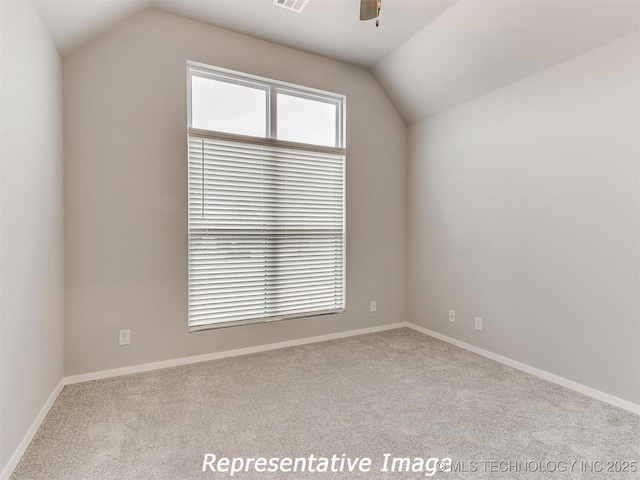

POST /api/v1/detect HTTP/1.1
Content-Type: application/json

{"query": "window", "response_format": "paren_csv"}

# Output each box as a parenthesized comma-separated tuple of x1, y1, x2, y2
(191, 75, 267, 137)
(277, 91, 338, 147)
(187, 63, 346, 331)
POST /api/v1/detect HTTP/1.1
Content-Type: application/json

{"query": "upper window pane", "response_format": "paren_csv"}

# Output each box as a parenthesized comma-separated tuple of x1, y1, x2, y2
(191, 75, 266, 137)
(277, 92, 337, 147)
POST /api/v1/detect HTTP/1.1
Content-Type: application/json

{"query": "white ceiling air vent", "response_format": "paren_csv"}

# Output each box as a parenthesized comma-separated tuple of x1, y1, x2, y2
(272, 0, 311, 14)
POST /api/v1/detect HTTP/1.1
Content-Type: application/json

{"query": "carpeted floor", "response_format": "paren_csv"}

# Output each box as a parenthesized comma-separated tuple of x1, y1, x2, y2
(11, 328, 639, 479)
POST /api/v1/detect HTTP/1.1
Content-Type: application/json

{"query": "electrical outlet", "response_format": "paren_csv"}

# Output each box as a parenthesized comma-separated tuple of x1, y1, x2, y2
(119, 329, 131, 346)
(475, 317, 483, 331)
(448, 310, 455, 322)
(370, 301, 377, 313)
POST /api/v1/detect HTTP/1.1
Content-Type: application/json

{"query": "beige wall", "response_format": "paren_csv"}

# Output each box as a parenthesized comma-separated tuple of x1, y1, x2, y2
(63, 9, 407, 376)
(0, 0, 65, 472)
(408, 33, 640, 404)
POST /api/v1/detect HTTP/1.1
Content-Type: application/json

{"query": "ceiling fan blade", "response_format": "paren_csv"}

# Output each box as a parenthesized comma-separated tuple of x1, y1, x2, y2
(360, 0, 378, 21)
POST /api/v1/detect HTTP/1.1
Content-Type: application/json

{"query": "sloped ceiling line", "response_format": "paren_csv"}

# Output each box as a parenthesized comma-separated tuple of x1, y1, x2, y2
(32, 0, 640, 124)
(372, 0, 640, 123)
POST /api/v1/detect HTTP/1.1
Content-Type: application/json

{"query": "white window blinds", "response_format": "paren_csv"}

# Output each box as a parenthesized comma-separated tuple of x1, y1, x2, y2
(188, 135, 345, 330)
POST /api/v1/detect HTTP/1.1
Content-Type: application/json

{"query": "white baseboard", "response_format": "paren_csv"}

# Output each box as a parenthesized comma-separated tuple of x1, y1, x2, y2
(0, 379, 65, 480)
(4, 320, 638, 480)
(1, 322, 405, 479)
(64, 322, 407, 385)
(406, 322, 640, 415)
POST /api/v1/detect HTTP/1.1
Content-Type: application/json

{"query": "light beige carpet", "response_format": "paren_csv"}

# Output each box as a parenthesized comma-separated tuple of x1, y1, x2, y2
(11, 328, 639, 479)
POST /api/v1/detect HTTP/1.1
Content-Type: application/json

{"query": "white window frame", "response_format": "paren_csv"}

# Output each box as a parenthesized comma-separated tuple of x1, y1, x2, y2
(187, 62, 345, 149)
(186, 62, 346, 332)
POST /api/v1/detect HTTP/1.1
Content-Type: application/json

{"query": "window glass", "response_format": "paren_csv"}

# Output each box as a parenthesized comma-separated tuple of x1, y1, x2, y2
(191, 75, 267, 137)
(187, 64, 346, 331)
(277, 92, 337, 147)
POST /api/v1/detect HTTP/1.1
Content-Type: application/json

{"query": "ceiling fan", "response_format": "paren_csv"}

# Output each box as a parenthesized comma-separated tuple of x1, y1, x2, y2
(360, 0, 382, 27)
(273, 1, 382, 27)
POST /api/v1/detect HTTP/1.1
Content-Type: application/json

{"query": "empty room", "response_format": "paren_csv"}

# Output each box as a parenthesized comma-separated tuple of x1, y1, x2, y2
(1, 0, 639, 478)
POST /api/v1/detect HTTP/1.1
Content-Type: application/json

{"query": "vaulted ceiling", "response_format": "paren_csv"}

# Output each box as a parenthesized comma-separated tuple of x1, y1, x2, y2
(373, 0, 640, 122)
(32, 0, 640, 124)
(32, 0, 459, 65)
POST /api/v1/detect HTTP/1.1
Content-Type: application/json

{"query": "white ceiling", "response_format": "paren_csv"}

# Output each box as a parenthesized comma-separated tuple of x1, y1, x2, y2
(32, 0, 459, 66)
(373, 0, 640, 123)
(151, 0, 458, 67)
(32, 0, 640, 124)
